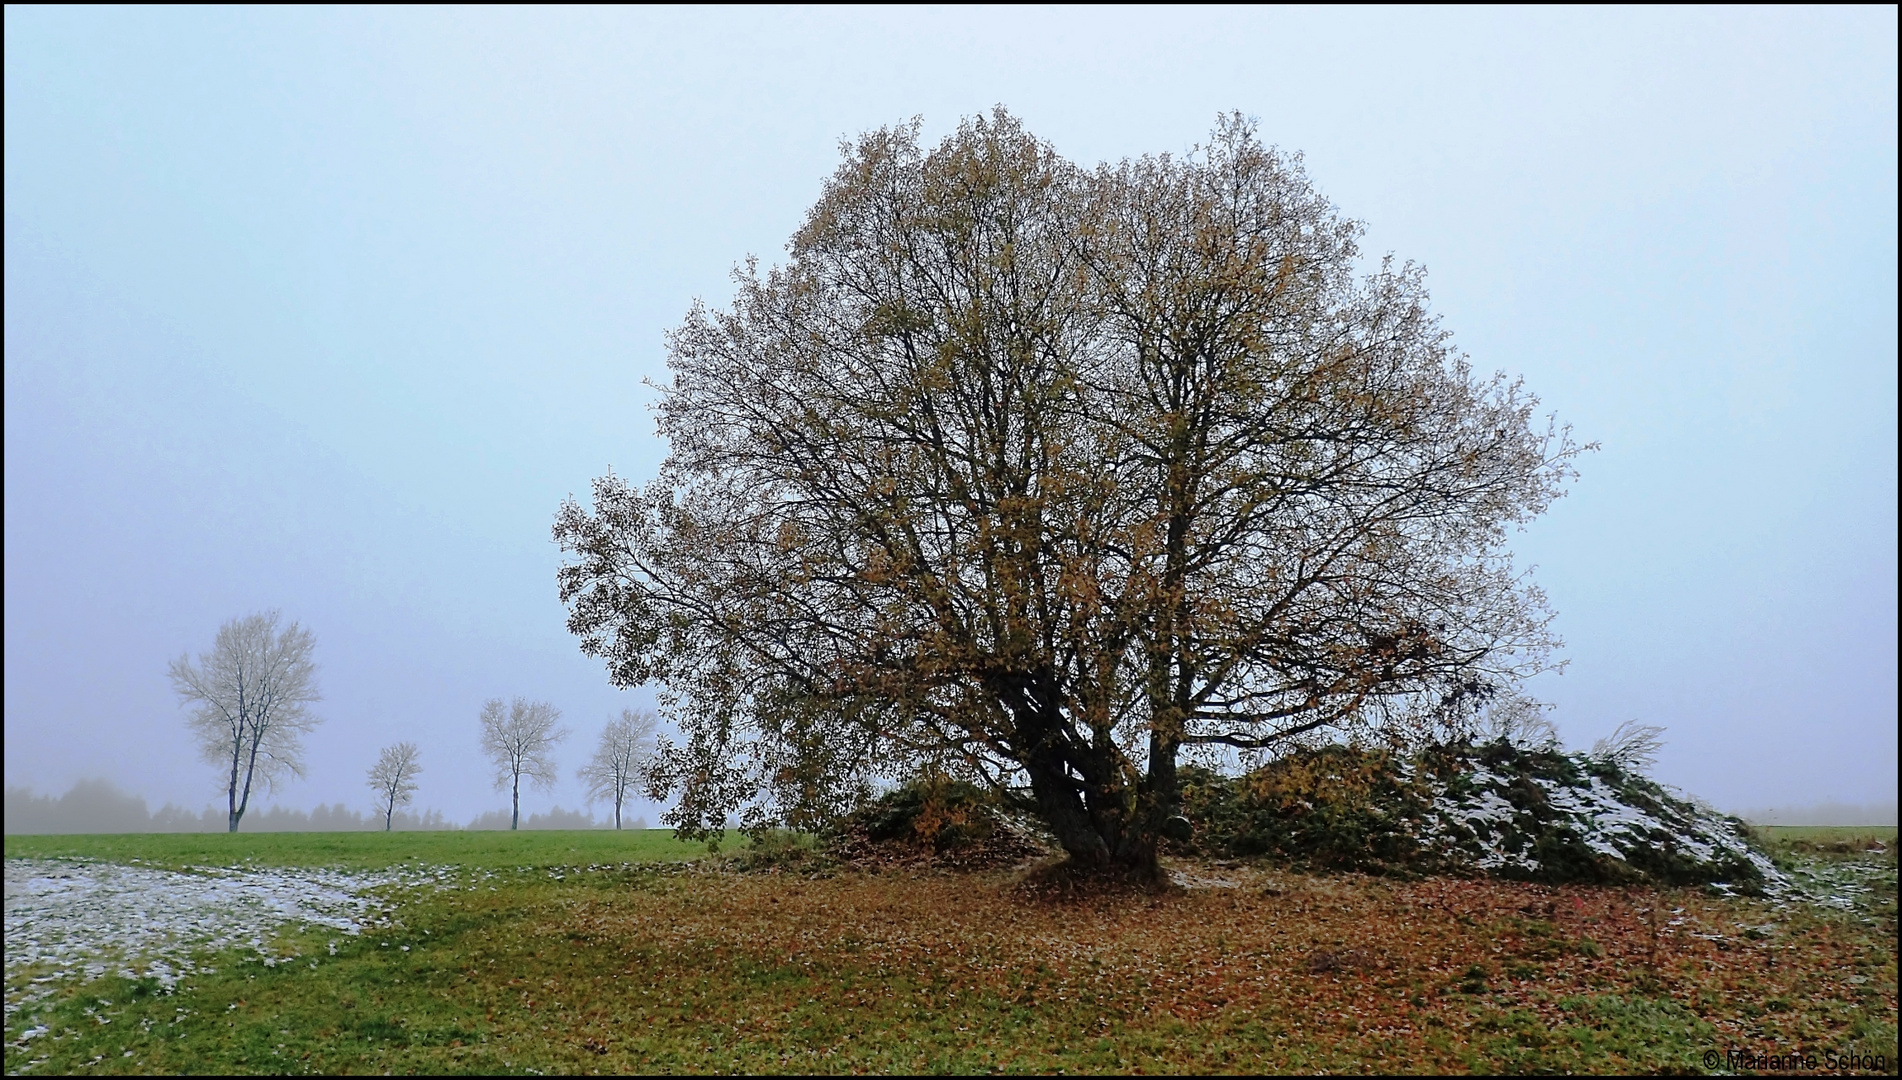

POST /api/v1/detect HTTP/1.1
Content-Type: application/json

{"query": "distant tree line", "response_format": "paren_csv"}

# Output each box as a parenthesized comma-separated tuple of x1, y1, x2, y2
(2, 779, 648, 834)
(2, 779, 451, 834)
(464, 805, 646, 831)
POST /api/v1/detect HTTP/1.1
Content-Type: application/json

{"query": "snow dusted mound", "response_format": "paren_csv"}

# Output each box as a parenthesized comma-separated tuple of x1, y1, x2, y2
(1177, 741, 1783, 892)
(1406, 743, 1782, 891)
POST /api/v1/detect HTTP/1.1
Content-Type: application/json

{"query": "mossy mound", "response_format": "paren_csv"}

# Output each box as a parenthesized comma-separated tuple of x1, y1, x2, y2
(828, 775, 1053, 870)
(1177, 741, 1781, 891)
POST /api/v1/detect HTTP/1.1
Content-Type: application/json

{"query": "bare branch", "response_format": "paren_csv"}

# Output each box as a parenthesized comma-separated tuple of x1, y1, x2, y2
(1593, 719, 1665, 774)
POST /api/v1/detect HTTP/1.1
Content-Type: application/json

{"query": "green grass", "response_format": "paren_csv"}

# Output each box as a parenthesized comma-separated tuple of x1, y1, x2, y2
(1466, 993, 1720, 1074)
(5, 831, 1896, 1074)
(1752, 825, 1895, 851)
(3, 829, 705, 872)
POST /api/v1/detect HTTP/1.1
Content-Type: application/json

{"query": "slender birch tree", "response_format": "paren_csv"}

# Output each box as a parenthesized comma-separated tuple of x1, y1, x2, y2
(169, 611, 322, 833)
(479, 697, 568, 830)
(557, 110, 1585, 877)
(366, 741, 423, 831)
(578, 709, 658, 829)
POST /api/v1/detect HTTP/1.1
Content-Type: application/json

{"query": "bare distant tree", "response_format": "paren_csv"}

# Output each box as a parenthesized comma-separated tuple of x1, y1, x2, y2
(578, 709, 658, 829)
(366, 741, 423, 831)
(480, 697, 568, 830)
(169, 611, 322, 833)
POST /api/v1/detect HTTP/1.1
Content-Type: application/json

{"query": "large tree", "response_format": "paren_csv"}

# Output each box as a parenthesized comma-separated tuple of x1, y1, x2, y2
(169, 610, 323, 833)
(556, 110, 1584, 877)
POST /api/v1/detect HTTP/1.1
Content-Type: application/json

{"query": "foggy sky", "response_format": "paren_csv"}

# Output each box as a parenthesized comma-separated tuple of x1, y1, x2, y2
(5, 7, 1896, 827)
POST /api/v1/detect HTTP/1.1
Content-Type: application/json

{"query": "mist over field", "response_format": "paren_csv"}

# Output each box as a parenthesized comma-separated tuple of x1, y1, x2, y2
(5, 776, 1889, 837)
(2, 778, 639, 835)
(1730, 803, 1900, 828)
(5, 7, 1895, 830)
(6, 15, 1895, 1078)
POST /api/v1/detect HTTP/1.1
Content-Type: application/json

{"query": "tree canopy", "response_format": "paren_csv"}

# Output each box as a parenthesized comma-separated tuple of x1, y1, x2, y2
(556, 110, 1584, 876)
(479, 697, 567, 831)
(579, 709, 659, 830)
(367, 741, 423, 832)
(169, 610, 322, 833)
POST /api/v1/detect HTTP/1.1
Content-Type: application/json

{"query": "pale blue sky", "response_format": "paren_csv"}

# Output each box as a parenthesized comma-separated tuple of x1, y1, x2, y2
(6, 6, 1895, 825)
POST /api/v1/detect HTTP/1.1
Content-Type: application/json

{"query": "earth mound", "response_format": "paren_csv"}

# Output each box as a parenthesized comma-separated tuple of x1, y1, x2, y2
(1176, 741, 1781, 892)
(827, 776, 1054, 871)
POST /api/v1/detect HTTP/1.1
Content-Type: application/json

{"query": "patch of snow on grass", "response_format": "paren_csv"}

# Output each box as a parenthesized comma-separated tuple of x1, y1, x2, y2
(3, 858, 451, 1023)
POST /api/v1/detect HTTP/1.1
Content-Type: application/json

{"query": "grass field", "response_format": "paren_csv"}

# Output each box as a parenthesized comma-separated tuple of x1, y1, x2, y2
(3, 828, 705, 872)
(1754, 826, 1897, 851)
(5, 828, 1895, 1075)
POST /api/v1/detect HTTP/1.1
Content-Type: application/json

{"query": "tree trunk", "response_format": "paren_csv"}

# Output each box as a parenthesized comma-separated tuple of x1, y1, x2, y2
(1005, 685, 1163, 880)
(227, 746, 244, 833)
(614, 794, 622, 830)
(511, 774, 521, 830)
(1022, 753, 1161, 881)
(232, 743, 262, 834)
